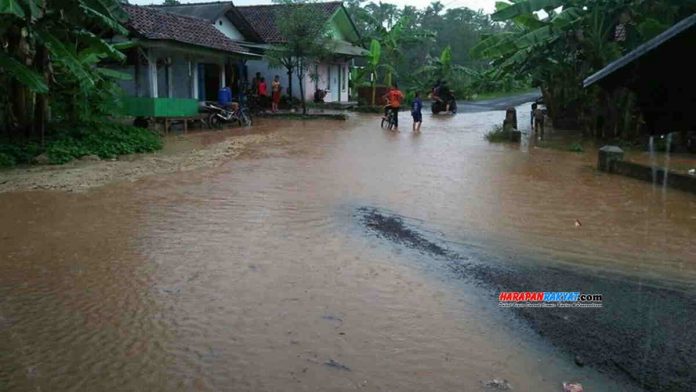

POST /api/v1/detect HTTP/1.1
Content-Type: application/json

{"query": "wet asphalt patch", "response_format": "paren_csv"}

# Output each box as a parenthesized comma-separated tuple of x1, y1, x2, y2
(357, 207, 696, 392)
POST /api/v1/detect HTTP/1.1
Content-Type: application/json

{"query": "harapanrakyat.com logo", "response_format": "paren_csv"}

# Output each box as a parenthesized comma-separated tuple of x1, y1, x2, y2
(498, 292, 603, 308)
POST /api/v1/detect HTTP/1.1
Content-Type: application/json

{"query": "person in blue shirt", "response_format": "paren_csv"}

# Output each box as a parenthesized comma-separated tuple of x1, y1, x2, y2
(411, 91, 423, 132)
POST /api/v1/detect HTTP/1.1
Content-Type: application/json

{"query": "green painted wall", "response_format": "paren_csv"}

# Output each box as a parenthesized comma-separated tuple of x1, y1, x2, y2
(121, 97, 199, 117)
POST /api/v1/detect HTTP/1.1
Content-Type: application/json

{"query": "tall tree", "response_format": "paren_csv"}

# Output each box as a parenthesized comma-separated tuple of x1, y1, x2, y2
(269, 0, 333, 114)
(0, 0, 131, 138)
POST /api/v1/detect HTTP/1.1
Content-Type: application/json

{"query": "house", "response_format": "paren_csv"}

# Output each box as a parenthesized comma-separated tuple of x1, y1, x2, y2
(112, 5, 257, 118)
(584, 14, 696, 140)
(157, 1, 366, 103)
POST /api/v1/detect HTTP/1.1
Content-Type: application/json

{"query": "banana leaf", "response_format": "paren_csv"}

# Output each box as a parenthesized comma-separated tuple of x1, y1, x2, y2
(0, 51, 49, 92)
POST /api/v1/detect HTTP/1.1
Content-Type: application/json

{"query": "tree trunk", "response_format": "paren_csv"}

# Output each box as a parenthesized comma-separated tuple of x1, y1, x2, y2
(371, 77, 376, 106)
(297, 66, 306, 115)
(286, 65, 293, 98)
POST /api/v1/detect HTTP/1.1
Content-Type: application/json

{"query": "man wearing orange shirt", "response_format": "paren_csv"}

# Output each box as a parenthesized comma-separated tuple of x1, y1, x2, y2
(382, 83, 404, 130)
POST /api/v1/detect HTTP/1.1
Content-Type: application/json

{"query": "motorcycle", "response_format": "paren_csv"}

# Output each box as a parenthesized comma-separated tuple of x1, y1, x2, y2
(204, 102, 252, 129)
(431, 92, 457, 114)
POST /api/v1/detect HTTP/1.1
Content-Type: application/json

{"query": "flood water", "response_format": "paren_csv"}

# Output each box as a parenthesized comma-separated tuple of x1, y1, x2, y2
(1, 107, 695, 391)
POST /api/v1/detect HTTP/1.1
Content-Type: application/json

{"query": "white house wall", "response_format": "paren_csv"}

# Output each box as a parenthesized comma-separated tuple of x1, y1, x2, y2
(246, 58, 351, 102)
(215, 17, 244, 40)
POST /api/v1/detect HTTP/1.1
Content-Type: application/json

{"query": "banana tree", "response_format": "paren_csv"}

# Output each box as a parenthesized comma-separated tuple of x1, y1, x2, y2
(365, 39, 381, 105)
(417, 45, 473, 84)
(1, 0, 130, 136)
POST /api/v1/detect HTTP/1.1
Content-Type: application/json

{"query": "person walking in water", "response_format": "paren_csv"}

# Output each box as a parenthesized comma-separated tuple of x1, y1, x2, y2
(271, 75, 281, 113)
(382, 83, 404, 131)
(533, 103, 545, 140)
(411, 91, 423, 132)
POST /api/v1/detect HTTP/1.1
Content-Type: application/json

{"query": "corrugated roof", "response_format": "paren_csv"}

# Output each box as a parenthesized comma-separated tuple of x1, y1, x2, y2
(236, 2, 343, 43)
(584, 14, 696, 88)
(123, 5, 248, 55)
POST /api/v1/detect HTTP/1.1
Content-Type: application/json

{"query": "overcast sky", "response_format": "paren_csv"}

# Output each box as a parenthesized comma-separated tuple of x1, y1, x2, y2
(130, 0, 499, 14)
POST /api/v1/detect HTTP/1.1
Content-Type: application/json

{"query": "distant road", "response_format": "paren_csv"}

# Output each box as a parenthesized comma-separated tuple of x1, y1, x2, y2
(456, 90, 541, 113)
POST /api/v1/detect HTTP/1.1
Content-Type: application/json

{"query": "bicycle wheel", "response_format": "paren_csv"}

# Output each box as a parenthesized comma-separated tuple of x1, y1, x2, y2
(381, 117, 388, 129)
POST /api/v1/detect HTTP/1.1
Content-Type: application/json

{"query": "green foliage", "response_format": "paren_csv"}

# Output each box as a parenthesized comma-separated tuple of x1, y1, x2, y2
(1, 0, 131, 134)
(484, 124, 510, 142)
(473, 0, 696, 140)
(267, 0, 334, 114)
(0, 123, 162, 166)
(46, 123, 162, 164)
(568, 142, 584, 152)
(345, 0, 512, 97)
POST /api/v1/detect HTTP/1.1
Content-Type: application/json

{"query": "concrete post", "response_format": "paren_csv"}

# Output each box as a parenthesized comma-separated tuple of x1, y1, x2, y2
(504, 107, 517, 130)
(598, 145, 624, 172)
(147, 49, 158, 98)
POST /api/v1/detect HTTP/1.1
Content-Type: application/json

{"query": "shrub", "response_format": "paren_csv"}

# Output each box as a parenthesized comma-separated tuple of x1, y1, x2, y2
(0, 152, 16, 167)
(484, 125, 510, 142)
(568, 142, 585, 152)
(0, 122, 162, 166)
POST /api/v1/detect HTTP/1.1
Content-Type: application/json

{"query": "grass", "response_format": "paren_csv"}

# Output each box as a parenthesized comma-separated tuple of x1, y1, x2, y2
(484, 125, 511, 142)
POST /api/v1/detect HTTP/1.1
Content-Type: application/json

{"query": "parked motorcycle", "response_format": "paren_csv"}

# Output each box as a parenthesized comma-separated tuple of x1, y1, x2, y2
(203, 102, 252, 129)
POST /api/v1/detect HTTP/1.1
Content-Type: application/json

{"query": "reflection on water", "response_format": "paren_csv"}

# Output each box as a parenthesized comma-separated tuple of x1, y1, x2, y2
(1, 107, 694, 391)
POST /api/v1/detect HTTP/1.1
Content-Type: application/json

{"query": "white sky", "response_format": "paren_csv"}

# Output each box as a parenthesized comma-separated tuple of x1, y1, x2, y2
(130, 0, 499, 14)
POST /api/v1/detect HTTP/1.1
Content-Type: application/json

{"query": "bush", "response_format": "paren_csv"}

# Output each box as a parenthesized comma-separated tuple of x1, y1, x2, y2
(568, 142, 585, 152)
(0, 152, 16, 167)
(0, 122, 162, 166)
(484, 125, 510, 142)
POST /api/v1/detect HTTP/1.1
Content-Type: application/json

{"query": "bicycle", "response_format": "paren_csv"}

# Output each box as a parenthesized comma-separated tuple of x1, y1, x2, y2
(381, 108, 397, 130)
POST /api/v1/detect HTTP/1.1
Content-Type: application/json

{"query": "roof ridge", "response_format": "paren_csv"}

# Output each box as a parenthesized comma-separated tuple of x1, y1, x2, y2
(124, 4, 216, 24)
(150, 1, 234, 8)
(236, 1, 342, 8)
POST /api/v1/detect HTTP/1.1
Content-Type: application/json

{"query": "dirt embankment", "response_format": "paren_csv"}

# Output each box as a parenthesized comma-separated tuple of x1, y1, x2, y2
(358, 207, 696, 392)
(0, 132, 273, 193)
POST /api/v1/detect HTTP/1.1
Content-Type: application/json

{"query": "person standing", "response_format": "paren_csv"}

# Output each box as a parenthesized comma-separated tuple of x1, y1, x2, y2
(258, 77, 268, 109)
(382, 83, 404, 130)
(271, 75, 282, 113)
(534, 104, 545, 140)
(411, 91, 423, 132)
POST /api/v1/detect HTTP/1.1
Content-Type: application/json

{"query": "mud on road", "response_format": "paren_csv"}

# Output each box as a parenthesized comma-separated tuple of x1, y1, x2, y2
(358, 207, 696, 392)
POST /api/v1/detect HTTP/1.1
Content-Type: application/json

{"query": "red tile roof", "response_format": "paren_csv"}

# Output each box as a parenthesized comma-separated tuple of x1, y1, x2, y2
(123, 5, 247, 54)
(236, 2, 343, 43)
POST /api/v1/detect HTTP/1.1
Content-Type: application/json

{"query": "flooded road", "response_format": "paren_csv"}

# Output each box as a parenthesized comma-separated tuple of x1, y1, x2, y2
(1, 107, 695, 391)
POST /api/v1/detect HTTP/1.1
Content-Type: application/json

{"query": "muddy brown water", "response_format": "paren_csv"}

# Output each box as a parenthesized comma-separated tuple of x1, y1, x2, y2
(1, 108, 694, 391)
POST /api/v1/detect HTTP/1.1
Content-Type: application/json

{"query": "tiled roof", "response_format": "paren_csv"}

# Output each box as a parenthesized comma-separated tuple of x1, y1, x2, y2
(154, 1, 234, 22)
(123, 5, 247, 54)
(237, 2, 343, 43)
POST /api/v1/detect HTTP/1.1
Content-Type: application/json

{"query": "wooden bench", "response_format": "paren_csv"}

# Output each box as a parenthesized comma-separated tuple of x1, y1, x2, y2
(160, 114, 208, 134)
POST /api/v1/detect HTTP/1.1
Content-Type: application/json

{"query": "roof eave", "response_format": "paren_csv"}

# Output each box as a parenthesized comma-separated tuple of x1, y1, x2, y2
(584, 14, 696, 88)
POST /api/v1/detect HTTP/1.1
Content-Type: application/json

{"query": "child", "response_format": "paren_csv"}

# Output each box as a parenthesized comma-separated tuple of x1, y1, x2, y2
(412, 91, 422, 132)
(534, 104, 545, 140)
(271, 75, 281, 113)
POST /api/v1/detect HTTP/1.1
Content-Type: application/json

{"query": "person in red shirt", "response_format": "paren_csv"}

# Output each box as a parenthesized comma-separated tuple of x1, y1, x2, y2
(258, 77, 268, 97)
(382, 83, 404, 130)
